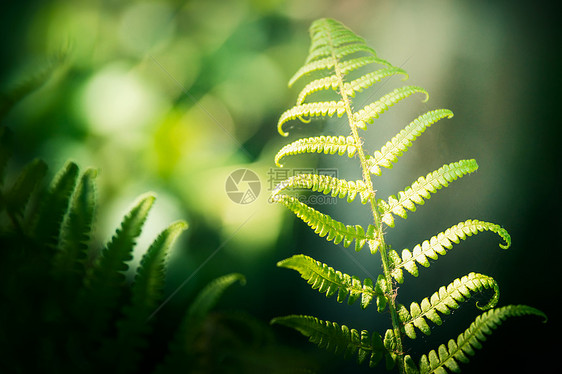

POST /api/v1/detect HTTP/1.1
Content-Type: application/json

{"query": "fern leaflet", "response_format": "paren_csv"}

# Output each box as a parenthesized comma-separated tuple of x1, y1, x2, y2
(378, 160, 479, 227)
(397, 272, 499, 339)
(274, 135, 358, 167)
(410, 305, 546, 374)
(271, 315, 387, 368)
(389, 219, 511, 282)
(367, 109, 454, 176)
(278, 254, 388, 311)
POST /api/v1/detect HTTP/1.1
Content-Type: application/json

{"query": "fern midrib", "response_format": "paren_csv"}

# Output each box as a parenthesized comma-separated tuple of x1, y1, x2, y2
(326, 27, 406, 372)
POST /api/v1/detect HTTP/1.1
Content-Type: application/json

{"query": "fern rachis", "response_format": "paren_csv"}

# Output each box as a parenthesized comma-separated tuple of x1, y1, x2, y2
(270, 18, 545, 373)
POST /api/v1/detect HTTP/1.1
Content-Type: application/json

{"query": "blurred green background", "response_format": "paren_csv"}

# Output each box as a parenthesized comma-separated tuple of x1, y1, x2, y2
(0, 0, 558, 372)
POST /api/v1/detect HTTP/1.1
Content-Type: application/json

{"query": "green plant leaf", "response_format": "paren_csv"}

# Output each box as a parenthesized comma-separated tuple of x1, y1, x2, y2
(417, 305, 546, 374)
(271, 193, 375, 251)
(271, 173, 371, 204)
(389, 219, 510, 282)
(378, 160, 479, 227)
(53, 168, 97, 286)
(109, 220, 188, 373)
(274, 135, 358, 167)
(79, 193, 155, 338)
(271, 315, 386, 368)
(3, 158, 48, 220)
(367, 109, 454, 176)
(397, 273, 500, 339)
(353, 86, 429, 130)
(32, 161, 79, 249)
(277, 254, 387, 310)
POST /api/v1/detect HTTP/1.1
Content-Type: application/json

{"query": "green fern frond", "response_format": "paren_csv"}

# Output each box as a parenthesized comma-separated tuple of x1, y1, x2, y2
(80, 193, 155, 336)
(110, 220, 188, 373)
(3, 158, 47, 220)
(378, 159, 479, 227)
(274, 135, 358, 167)
(413, 305, 547, 374)
(277, 254, 387, 311)
(53, 168, 97, 284)
(278, 100, 346, 137)
(186, 272, 246, 321)
(389, 220, 511, 282)
(271, 173, 371, 204)
(271, 315, 387, 368)
(157, 273, 246, 373)
(367, 109, 454, 176)
(289, 55, 391, 88)
(353, 86, 429, 130)
(271, 193, 376, 251)
(296, 67, 408, 105)
(32, 161, 79, 248)
(397, 273, 499, 339)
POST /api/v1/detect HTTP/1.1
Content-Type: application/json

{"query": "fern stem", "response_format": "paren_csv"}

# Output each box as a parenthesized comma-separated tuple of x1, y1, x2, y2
(327, 29, 405, 373)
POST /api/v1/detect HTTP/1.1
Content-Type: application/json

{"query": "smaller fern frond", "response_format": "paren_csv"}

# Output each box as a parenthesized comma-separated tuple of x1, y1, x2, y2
(80, 193, 155, 337)
(367, 109, 454, 175)
(271, 315, 387, 368)
(389, 219, 510, 282)
(274, 135, 358, 167)
(157, 273, 245, 373)
(277, 254, 387, 311)
(278, 100, 346, 137)
(54, 168, 97, 284)
(296, 67, 408, 105)
(378, 159, 479, 227)
(32, 161, 79, 248)
(271, 173, 371, 204)
(397, 273, 499, 339)
(271, 194, 376, 251)
(186, 273, 246, 321)
(3, 158, 47, 220)
(110, 220, 188, 373)
(343, 67, 409, 98)
(413, 305, 546, 374)
(353, 86, 429, 130)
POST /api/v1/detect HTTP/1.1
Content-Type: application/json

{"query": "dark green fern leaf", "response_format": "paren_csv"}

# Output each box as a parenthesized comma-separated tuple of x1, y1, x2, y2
(157, 273, 245, 373)
(3, 158, 47, 225)
(0, 126, 13, 185)
(109, 220, 188, 373)
(79, 193, 155, 338)
(271, 315, 387, 368)
(53, 168, 97, 288)
(32, 161, 79, 249)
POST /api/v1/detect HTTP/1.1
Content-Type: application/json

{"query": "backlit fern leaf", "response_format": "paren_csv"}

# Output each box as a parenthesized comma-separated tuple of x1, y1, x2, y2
(271, 315, 387, 368)
(274, 135, 358, 167)
(271, 173, 371, 204)
(278, 254, 388, 311)
(378, 160, 479, 227)
(389, 220, 511, 282)
(411, 305, 547, 374)
(397, 273, 499, 339)
(367, 109, 454, 176)
(278, 100, 346, 136)
(271, 193, 375, 251)
(353, 86, 429, 130)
